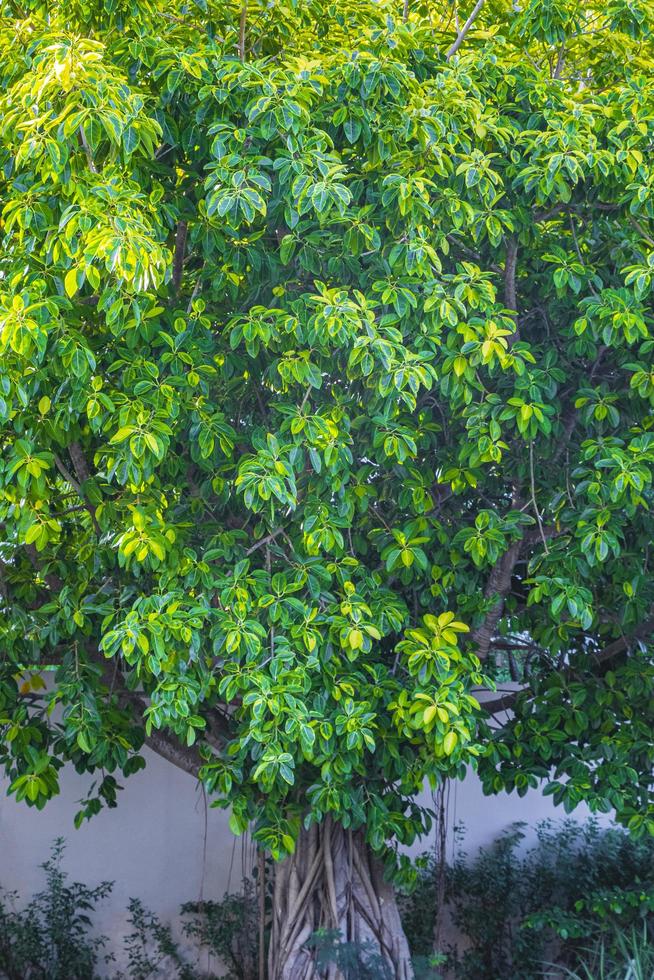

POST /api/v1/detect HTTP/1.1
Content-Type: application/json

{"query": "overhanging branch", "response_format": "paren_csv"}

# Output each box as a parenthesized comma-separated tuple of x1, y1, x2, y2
(479, 618, 654, 716)
(87, 648, 226, 778)
(143, 727, 203, 778)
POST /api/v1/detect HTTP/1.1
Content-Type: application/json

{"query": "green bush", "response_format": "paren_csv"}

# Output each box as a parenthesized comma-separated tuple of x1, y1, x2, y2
(400, 819, 654, 980)
(116, 899, 199, 980)
(0, 841, 258, 980)
(0, 839, 112, 980)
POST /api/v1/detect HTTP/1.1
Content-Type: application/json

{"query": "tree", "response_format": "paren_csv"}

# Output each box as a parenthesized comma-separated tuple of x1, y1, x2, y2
(1, 0, 654, 975)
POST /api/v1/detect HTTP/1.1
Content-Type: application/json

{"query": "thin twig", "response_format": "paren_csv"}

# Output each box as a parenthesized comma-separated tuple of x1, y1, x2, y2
(529, 441, 549, 555)
(78, 128, 98, 174)
(246, 528, 284, 555)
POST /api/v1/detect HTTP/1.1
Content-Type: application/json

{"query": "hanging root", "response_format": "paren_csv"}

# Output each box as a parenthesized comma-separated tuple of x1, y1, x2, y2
(268, 818, 414, 980)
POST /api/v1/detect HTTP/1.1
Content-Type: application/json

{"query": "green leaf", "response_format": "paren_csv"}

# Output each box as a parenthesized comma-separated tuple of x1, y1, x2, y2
(64, 269, 78, 297)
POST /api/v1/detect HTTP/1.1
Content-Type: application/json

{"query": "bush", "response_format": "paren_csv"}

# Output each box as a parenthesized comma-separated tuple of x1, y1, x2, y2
(115, 887, 260, 980)
(0, 839, 112, 980)
(0, 841, 258, 980)
(400, 819, 654, 980)
(116, 899, 199, 980)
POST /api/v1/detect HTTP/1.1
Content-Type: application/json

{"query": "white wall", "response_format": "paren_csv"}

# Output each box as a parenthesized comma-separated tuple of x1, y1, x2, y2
(411, 769, 600, 861)
(0, 749, 602, 974)
(0, 750, 248, 976)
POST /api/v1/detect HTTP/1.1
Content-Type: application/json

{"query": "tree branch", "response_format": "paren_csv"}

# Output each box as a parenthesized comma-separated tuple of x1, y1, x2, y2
(471, 541, 522, 660)
(172, 221, 188, 293)
(69, 441, 91, 484)
(535, 203, 568, 223)
(480, 617, 654, 716)
(238, 3, 247, 62)
(53, 448, 101, 535)
(504, 237, 518, 312)
(446, 0, 485, 59)
(246, 527, 284, 556)
(0, 558, 9, 604)
(534, 202, 620, 223)
(24, 545, 63, 593)
(553, 42, 565, 79)
(78, 128, 98, 174)
(629, 215, 654, 247)
(144, 728, 203, 778)
(81, 643, 228, 778)
(529, 441, 549, 554)
(446, 234, 503, 274)
(504, 236, 519, 342)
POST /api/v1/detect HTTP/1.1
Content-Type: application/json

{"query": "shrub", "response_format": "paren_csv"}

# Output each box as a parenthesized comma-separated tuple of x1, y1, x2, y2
(2, 827, 651, 980)
(116, 899, 199, 980)
(0, 839, 112, 980)
(400, 819, 654, 980)
(0, 841, 258, 980)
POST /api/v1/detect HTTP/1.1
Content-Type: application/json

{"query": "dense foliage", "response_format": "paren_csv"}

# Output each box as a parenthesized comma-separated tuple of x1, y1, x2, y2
(1, 0, 654, 869)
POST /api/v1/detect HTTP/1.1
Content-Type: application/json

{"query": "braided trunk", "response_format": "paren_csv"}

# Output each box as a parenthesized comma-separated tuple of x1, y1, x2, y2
(268, 817, 413, 980)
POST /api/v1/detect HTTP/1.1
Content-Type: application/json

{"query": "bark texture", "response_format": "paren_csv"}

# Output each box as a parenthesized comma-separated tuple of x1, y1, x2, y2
(470, 539, 522, 659)
(268, 817, 413, 980)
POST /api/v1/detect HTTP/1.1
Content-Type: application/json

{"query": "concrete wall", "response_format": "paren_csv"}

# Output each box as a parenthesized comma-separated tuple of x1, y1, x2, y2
(0, 749, 600, 974)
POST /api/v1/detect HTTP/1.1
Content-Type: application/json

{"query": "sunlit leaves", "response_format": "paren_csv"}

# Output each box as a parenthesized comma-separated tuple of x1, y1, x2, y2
(1, 0, 654, 851)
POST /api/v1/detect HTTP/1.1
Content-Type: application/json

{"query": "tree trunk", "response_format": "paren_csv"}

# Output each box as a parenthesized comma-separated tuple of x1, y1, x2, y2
(268, 817, 413, 980)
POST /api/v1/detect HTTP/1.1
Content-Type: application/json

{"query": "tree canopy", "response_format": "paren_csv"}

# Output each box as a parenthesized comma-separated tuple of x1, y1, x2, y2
(1, 0, 654, 873)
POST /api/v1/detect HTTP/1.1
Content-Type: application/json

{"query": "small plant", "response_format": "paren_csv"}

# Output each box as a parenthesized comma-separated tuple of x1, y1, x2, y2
(0, 839, 112, 980)
(550, 928, 654, 980)
(181, 879, 259, 980)
(307, 930, 394, 980)
(117, 898, 199, 980)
